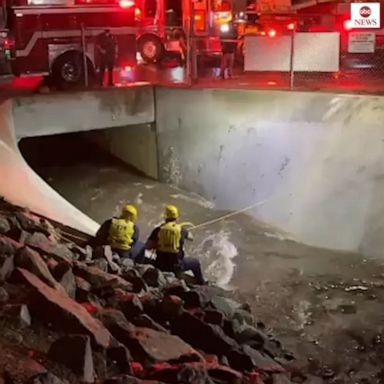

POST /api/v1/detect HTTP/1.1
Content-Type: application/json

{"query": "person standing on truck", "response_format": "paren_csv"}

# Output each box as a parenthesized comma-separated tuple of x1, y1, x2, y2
(146, 205, 206, 285)
(219, 22, 238, 79)
(96, 29, 117, 87)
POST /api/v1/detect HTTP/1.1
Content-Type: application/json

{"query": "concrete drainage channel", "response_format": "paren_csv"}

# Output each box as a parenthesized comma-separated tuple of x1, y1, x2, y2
(3, 85, 384, 256)
(2, 86, 384, 381)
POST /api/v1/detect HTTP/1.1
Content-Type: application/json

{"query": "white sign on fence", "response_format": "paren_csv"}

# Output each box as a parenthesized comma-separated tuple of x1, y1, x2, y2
(351, 2, 381, 29)
(348, 32, 375, 53)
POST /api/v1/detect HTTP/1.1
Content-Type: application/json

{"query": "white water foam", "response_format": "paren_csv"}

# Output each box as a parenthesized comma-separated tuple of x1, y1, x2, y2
(170, 192, 215, 209)
(192, 230, 238, 289)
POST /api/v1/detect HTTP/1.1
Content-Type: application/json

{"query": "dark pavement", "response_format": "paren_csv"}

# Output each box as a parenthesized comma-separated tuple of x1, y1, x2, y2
(1, 63, 384, 96)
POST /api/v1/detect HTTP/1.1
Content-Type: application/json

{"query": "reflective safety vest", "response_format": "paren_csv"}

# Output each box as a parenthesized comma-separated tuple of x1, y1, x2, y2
(108, 218, 135, 250)
(157, 222, 182, 254)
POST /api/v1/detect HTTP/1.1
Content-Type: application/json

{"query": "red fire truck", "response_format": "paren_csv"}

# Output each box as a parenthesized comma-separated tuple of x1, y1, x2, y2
(134, 0, 236, 63)
(0, 0, 137, 87)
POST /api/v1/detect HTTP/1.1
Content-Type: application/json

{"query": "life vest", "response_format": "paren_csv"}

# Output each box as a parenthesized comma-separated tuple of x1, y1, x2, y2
(157, 222, 182, 253)
(108, 218, 135, 250)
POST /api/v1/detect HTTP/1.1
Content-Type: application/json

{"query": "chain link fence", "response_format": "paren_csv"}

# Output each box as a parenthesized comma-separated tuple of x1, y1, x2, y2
(184, 13, 384, 94)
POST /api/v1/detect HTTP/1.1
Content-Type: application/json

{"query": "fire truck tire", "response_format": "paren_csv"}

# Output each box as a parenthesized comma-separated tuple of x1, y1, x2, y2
(138, 35, 164, 63)
(51, 51, 94, 89)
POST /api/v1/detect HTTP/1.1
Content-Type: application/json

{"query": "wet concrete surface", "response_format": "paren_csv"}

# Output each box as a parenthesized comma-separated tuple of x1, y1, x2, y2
(2, 63, 384, 96)
(18, 132, 384, 382)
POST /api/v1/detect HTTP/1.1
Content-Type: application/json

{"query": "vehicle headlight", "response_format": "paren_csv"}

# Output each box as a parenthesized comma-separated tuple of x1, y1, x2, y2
(220, 23, 230, 33)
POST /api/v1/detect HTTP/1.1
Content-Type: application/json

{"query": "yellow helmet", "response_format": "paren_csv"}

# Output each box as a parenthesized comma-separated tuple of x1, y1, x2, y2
(122, 204, 138, 221)
(165, 204, 179, 220)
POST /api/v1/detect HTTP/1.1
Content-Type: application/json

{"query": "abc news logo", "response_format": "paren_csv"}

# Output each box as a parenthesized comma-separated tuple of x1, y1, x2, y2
(351, 3, 380, 28)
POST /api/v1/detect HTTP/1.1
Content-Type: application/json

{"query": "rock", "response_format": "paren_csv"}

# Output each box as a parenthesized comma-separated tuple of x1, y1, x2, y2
(0, 215, 10, 234)
(49, 335, 94, 383)
(24, 232, 73, 262)
(32, 372, 68, 384)
(172, 312, 238, 355)
(121, 258, 135, 272)
(93, 246, 121, 274)
(2, 303, 31, 327)
(99, 308, 201, 364)
(235, 325, 267, 350)
(233, 309, 255, 327)
(120, 293, 144, 320)
(52, 263, 77, 298)
(74, 263, 133, 291)
(3, 356, 47, 383)
(122, 270, 148, 293)
(227, 345, 285, 373)
(15, 211, 56, 238)
(76, 276, 93, 302)
(160, 295, 184, 319)
(0, 234, 18, 256)
(0, 286, 9, 303)
(105, 375, 140, 384)
(147, 363, 212, 384)
(93, 258, 109, 272)
(107, 343, 133, 374)
(132, 315, 168, 333)
(0, 254, 14, 282)
(76, 276, 92, 292)
(15, 268, 112, 348)
(74, 244, 93, 262)
(46, 258, 59, 272)
(15, 247, 62, 291)
(207, 364, 243, 384)
(210, 296, 242, 319)
(178, 291, 203, 309)
(204, 310, 224, 327)
(141, 266, 166, 288)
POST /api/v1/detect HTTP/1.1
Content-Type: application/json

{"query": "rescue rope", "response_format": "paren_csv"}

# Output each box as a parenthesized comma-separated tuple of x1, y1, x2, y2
(187, 198, 270, 231)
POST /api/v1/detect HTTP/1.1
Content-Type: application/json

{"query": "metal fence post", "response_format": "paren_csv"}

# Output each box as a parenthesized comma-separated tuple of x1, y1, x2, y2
(289, 27, 295, 89)
(81, 24, 89, 88)
(185, 15, 192, 86)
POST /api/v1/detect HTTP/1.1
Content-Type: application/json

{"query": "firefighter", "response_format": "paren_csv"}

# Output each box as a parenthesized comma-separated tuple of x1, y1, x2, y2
(219, 21, 238, 79)
(145, 205, 206, 285)
(94, 204, 145, 263)
(96, 29, 117, 87)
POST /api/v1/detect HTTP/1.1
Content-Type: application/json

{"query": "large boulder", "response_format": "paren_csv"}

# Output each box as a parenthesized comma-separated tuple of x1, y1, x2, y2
(48, 335, 94, 383)
(74, 263, 132, 291)
(51, 263, 77, 298)
(171, 312, 238, 355)
(23, 232, 74, 263)
(15, 247, 62, 291)
(15, 268, 112, 348)
(99, 308, 201, 365)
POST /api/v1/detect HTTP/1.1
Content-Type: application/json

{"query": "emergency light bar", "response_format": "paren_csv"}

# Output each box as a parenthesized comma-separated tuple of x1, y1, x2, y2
(119, 0, 134, 7)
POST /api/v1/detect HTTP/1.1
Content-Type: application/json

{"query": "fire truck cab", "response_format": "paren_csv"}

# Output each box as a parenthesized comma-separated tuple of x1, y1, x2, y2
(0, 0, 137, 87)
(135, 0, 236, 63)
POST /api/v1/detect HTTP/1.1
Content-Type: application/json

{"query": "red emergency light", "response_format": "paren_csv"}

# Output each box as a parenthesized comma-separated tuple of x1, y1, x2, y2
(134, 7, 142, 21)
(119, 0, 134, 8)
(287, 22, 295, 30)
(344, 20, 353, 31)
(268, 29, 276, 37)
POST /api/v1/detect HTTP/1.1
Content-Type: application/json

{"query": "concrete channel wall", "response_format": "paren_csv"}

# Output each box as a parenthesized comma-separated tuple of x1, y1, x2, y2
(155, 87, 384, 257)
(12, 86, 155, 140)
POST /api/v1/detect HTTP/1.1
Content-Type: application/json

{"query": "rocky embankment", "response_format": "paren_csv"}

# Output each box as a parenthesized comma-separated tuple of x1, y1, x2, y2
(0, 198, 296, 384)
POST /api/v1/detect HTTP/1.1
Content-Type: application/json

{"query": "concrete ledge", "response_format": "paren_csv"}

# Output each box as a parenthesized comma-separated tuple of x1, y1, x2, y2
(12, 86, 155, 140)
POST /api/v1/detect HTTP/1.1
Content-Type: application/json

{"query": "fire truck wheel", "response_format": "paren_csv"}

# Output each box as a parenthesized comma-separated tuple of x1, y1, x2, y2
(138, 35, 164, 63)
(52, 51, 93, 89)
